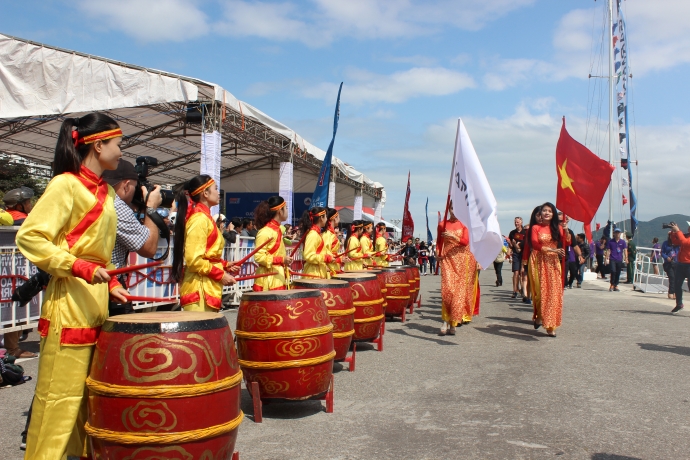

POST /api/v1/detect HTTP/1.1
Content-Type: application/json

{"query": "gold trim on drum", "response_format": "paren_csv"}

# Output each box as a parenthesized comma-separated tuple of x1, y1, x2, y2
(238, 350, 336, 369)
(85, 412, 244, 445)
(353, 314, 385, 324)
(332, 330, 356, 338)
(86, 372, 242, 399)
(386, 283, 410, 287)
(386, 295, 411, 300)
(352, 298, 385, 307)
(328, 308, 356, 316)
(235, 324, 333, 340)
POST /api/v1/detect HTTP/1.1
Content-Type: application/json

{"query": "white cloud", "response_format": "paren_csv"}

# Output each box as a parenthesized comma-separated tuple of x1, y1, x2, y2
(383, 55, 438, 67)
(302, 67, 475, 104)
(79, 0, 209, 42)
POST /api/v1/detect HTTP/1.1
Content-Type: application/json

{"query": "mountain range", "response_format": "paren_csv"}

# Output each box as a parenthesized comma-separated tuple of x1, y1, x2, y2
(592, 214, 690, 248)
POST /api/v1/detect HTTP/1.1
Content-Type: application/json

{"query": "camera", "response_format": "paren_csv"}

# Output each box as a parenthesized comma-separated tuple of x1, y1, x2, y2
(132, 156, 175, 209)
(662, 222, 676, 229)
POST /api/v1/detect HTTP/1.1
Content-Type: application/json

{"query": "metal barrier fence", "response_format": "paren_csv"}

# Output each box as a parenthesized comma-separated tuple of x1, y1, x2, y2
(633, 246, 688, 294)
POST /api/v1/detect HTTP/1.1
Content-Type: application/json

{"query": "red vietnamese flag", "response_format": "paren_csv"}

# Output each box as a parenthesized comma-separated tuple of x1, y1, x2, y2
(556, 117, 614, 226)
(401, 171, 414, 242)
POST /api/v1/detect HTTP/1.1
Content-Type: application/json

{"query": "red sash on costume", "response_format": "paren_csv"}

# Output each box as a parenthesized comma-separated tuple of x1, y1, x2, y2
(265, 220, 283, 255)
(310, 226, 325, 254)
(65, 167, 109, 250)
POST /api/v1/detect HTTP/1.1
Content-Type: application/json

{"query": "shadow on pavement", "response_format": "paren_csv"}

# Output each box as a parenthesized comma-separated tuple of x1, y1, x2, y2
(486, 316, 534, 326)
(240, 389, 326, 422)
(388, 326, 458, 346)
(474, 324, 542, 342)
(619, 309, 677, 316)
(591, 454, 642, 460)
(637, 343, 690, 357)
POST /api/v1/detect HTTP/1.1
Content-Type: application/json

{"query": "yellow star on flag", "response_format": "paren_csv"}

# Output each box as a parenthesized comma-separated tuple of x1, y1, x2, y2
(558, 158, 576, 194)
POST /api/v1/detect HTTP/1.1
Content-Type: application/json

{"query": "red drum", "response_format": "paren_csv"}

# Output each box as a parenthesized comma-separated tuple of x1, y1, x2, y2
(377, 268, 410, 319)
(87, 312, 242, 460)
(348, 269, 387, 303)
(333, 273, 385, 342)
(411, 266, 421, 304)
(292, 279, 354, 361)
(236, 290, 334, 401)
(400, 265, 417, 309)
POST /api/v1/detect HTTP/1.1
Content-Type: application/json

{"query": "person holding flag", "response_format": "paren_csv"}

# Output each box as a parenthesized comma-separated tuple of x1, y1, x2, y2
(252, 196, 292, 290)
(373, 222, 389, 267)
(298, 207, 333, 278)
(360, 221, 375, 267)
(344, 221, 365, 271)
(436, 201, 480, 335)
(528, 203, 570, 337)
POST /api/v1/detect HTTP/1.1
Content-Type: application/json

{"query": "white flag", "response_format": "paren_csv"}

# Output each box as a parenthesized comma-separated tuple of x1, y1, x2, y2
(447, 119, 502, 269)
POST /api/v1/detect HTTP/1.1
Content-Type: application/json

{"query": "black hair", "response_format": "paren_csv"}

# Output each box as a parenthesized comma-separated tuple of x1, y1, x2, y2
(577, 233, 586, 241)
(652, 237, 659, 244)
(54, 113, 120, 176)
(172, 174, 213, 282)
(327, 208, 338, 221)
(254, 196, 285, 229)
(540, 202, 561, 245)
(346, 219, 362, 244)
(525, 205, 542, 251)
(242, 218, 253, 228)
(231, 217, 242, 229)
(298, 207, 327, 244)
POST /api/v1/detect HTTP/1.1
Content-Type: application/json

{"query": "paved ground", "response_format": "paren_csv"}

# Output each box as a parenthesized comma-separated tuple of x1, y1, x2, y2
(3, 267, 690, 459)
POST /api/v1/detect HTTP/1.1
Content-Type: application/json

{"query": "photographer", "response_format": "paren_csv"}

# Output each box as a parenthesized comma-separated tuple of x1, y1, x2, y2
(669, 222, 690, 313)
(3, 186, 34, 225)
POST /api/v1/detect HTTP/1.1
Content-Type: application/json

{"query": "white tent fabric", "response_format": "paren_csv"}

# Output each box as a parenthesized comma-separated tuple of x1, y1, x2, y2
(0, 33, 384, 203)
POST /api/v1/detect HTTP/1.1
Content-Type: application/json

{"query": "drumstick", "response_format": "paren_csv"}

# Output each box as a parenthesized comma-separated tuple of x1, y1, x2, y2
(123, 295, 176, 303)
(335, 246, 359, 258)
(289, 271, 322, 278)
(232, 240, 270, 266)
(233, 272, 277, 282)
(290, 232, 308, 257)
(107, 261, 162, 276)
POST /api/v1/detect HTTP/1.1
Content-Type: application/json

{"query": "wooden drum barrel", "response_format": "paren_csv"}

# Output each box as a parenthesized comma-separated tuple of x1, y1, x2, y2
(377, 267, 410, 319)
(86, 312, 243, 460)
(292, 279, 354, 361)
(333, 273, 385, 342)
(401, 265, 417, 309)
(347, 269, 387, 307)
(236, 290, 334, 400)
(411, 265, 421, 304)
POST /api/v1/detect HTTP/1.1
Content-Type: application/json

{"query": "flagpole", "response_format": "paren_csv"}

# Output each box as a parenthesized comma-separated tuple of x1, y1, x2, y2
(607, 0, 615, 239)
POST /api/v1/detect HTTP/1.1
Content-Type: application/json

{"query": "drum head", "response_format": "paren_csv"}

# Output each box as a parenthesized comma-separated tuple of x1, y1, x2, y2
(103, 311, 227, 333)
(333, 273, 377, 282)
(241, 289, 323, 301)
(292, 279, 350, 289)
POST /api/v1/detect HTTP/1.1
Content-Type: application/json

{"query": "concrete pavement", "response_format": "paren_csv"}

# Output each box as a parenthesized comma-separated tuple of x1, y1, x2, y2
(3, 267, 690, 459)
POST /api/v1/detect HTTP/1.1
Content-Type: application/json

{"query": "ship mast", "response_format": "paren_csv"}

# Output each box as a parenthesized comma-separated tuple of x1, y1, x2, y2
(607, 0, 615, 238)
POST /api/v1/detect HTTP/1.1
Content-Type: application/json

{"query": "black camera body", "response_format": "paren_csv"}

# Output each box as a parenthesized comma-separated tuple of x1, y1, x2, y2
(662, 222, 676, 229)
(132, 156, 175, 209)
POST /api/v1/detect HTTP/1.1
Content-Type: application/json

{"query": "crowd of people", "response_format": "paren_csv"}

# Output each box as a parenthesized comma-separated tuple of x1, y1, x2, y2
(0, 111, 688, 459)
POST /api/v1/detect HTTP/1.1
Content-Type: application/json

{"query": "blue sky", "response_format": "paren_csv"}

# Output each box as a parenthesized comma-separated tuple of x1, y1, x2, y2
(2, 0, 689, 238)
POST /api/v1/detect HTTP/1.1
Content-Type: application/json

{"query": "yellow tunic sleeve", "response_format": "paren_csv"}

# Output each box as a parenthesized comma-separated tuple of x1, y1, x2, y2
(0, 209, 13, 226)
(16, 175, 80, 278)
(348, 236, 362, 259)
(254, 226, 278, 269)
(184, 214, 224, 280)
(303, 230, 326, 265)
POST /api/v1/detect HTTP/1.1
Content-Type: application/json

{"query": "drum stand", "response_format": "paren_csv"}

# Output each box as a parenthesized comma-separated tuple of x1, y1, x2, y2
(250, 375, 335, 423)
(371, 322, 384, 352)
(344, 342, 356, 372)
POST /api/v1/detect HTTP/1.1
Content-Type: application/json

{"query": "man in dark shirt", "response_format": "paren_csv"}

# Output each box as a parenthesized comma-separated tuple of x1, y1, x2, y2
(574, 233, 591, 288)
(625, 231, 636, 284)
(398, 239, 418, 265)
(508, 217, 526, 298)
(605, 228, 628, 291)
(596, 237, 608, 280)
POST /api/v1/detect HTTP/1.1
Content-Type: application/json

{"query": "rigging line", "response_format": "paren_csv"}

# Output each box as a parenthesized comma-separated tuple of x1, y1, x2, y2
(585, 0, 602, 144)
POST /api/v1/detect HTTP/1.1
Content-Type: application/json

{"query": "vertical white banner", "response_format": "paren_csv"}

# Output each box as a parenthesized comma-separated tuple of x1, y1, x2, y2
(328, 181, 336, 208)
(201, 131, 221, 217)
(353, 191, 363, 221)
(279, 162, 293, 225)
(373, 199, 382, 223)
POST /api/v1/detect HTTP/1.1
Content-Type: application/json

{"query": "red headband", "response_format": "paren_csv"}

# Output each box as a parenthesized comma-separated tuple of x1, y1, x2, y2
(73, 128, 123, 148)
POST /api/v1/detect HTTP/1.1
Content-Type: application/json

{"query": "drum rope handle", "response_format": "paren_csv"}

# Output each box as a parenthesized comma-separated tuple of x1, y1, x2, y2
(85, 411, 244, 445)
(332, 330, 355, 338)
(238, 350, 336, 369)
(328, 308, 356, 316)
(352, 298, 384, 307)
(353, 314, 385, 324)
(85, 372, 242, 399)
(385, 296, 411, 300)
(235, 324, 333, 340)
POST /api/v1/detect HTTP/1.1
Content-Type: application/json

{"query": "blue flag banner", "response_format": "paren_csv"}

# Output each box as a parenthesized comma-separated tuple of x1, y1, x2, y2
(311, 82, 343, 209)
(425, 198, 433, 245)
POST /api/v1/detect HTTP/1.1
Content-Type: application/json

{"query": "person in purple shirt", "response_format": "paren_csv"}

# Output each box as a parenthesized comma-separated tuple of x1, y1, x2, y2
(605, 228, 628, 291)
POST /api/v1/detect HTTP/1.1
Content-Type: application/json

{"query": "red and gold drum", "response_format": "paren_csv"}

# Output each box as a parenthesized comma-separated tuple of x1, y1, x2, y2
(292, 279, 354, 361)
(236, 290, 334, 400)
(333, 273, 385, 342)
(348, 269, 387, 306)
(378, 267, 410, 318)
(411, 265, 421, 304)
(86, 312, 242, 460)
(400, 265, 417, 309)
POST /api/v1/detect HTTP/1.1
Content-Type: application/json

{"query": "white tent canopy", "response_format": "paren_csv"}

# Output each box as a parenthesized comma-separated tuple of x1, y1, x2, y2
(0, 33, 384, 206)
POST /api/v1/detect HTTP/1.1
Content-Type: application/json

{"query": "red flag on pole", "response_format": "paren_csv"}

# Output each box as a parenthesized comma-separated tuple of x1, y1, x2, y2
(401, 171, 414, 242)
(556, 117, 614, 230)
(596, 223, 601, 231)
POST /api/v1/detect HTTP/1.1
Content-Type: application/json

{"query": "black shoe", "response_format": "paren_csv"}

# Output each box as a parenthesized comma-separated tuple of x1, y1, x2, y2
(20, 434, 26, 451)
(522, 296, 528, 303)
(613, 287, 620, 292)
(671, 304, 684, 313)
(567, 285, 572, 289)
(533, 321, 541, 330)
(511, 292, 518, 299)
(576, 284, 581, 288)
